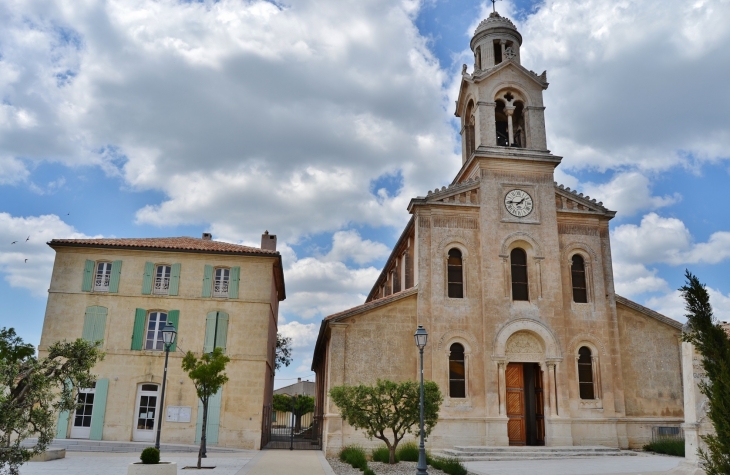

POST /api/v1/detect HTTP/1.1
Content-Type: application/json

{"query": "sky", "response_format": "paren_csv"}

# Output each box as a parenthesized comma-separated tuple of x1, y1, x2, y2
(0, 0, 729, 389)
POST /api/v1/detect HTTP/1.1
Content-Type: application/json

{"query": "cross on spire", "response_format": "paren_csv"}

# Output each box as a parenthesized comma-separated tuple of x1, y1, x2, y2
(491, 0, 502, 13)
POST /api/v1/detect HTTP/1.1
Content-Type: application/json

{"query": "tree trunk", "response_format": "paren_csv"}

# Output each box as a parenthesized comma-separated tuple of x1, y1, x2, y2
(389, 446, 396, 464)
(198, 399, 209, 469)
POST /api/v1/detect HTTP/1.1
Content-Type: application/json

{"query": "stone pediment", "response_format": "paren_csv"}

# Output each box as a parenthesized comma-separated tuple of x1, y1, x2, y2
(409, 177, 481, 209)
(554, 183, 615, 217)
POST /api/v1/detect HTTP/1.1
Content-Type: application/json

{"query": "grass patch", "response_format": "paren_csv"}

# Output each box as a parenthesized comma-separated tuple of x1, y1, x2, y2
(644, 439, 685, 457)
(396, 441, 419, 462)
(427, 455, 468, 475)
(371, 445, 396, 463)
(339, 445, 369, 471)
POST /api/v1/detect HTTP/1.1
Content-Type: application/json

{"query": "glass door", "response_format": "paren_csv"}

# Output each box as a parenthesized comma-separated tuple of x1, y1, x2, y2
(133, 384, 159, 442)
(70, 387, 95, 439)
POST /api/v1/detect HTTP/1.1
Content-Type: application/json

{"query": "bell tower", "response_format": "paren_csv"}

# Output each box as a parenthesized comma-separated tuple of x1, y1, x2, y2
(455, 12, 553, 171)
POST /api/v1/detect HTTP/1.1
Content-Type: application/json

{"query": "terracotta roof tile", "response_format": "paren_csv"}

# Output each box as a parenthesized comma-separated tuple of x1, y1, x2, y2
(49, 237, 277, 255)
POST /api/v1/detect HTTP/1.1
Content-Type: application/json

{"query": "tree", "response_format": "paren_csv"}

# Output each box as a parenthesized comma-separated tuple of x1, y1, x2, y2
(275, 333, 292, 372)
(0, 328, 35, 363)
(272, 394, 315, 431)
(680, 271, 730, 475)
(0, 334, 103, 475)
(181, 347, 230, 469)
(330, 379, 443, 464)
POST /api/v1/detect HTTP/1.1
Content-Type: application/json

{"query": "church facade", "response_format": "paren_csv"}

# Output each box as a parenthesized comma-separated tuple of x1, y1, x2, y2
(312, 12, 684, 455)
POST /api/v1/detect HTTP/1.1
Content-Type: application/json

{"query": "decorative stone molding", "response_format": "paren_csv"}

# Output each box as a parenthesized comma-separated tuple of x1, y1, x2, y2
(505, 332, 544, 361)
(560, 242, 599, 263)
(500, 231, 543, 257)
(567, 333, 607, 356)
(492, 317, 562, 360)
(433, 216, 479, 229)
(438, 330, 478, 351)
(557, 224, 599, 237)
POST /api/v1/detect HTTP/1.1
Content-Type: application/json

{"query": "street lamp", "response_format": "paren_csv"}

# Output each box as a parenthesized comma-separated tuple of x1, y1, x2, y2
(155, 322, 177, 450)
(414, 325, 428, 475)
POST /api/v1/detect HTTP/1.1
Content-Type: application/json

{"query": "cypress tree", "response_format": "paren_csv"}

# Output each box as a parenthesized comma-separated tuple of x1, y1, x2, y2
(680, 271, 730, 475)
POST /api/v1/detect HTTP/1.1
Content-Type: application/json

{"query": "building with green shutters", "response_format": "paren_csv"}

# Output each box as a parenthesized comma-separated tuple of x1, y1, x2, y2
(39, 232, 285, 449)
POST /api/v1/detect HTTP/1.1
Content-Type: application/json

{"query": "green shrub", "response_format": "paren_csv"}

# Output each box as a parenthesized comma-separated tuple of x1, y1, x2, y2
(644, 439, 685, 457)
(427, 455, 466, 475)
(372, 445, 395, 463)
(140, 447, 160, 465)
(396, 441, 419, 462)
(363, 469, 376, 475)
(339, 445, 368, 471)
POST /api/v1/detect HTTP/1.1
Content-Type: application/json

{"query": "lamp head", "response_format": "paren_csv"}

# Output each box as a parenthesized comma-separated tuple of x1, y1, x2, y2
(414, 325, 428, 349)
(162, 322, 177, 345)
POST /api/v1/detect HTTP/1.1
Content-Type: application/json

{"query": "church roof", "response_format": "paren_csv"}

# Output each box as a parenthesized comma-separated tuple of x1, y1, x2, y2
(474, 12, 519, 37)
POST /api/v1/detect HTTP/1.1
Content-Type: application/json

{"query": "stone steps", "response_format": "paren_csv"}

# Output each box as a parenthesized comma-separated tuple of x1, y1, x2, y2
(23, 438, 247, 454)
(432, 445, 638, 461)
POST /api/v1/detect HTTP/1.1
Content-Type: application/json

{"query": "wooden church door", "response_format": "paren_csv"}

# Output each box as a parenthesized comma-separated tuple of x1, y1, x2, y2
(506, 363, 526, 445)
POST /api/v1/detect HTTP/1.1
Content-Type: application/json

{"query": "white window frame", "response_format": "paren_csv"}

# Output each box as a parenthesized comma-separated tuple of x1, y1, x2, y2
(213, 268, 230, 298)
(153, 264, 172, 295)
(94, 262, 112, 292)
(145, 311, 168, 351)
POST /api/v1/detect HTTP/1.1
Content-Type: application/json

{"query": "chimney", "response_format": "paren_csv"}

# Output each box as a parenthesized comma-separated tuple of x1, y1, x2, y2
(202, 233, 212, 241)
(261, 230, 277, 251)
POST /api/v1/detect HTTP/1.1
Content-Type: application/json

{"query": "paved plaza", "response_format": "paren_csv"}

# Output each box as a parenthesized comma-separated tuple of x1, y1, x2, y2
(465, 453, 682, 475)
(18, 450, 683, 475)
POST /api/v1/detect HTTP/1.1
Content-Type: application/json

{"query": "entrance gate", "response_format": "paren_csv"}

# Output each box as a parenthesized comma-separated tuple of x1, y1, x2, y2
(506, 363, 545, 446)
(261, 405, 322, 450)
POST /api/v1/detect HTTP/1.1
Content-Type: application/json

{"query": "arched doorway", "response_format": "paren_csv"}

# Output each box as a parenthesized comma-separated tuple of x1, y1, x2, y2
(504, 332, 545, 446)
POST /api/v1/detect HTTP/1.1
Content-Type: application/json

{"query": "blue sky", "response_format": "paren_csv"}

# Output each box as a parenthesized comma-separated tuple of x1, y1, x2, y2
(1, 0, 729, 388)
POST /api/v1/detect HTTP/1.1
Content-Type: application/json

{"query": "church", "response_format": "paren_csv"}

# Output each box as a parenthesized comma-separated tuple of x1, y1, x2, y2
(311, 12, 684, 455)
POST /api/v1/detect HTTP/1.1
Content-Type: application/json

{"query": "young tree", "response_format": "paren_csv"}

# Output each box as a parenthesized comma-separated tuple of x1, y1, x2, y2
(330, 379, 443, 464)
(181, 347, 230, 469)
(0, 332, 103, 475)
(680, 271, 730, 475)
(272, 394, 315, 431)
(275, 333, 292, 372)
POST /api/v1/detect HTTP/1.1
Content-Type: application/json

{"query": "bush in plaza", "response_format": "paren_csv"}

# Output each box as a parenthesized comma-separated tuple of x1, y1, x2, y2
(643, 439, 685, 457)
(371, 445, 395, 463)
(140, 447, 160, 464)
(427, 455, 467, 475)
(395, 441, 419, 462)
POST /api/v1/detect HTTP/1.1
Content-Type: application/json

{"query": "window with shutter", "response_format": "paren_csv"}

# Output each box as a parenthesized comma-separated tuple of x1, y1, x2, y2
(571, 255, 588, 303)
(94, 262, 112, 292)
(449, 343, 466, 398)
(447, 249, 464, 298)
(213, 268, 230, 298)
(153, 265, 172, 295)
(578, 346, 595, 399)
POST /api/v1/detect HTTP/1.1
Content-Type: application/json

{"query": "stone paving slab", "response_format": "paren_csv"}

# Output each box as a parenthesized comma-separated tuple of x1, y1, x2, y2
(464, 453, 682, 475)
(19, 451, 255, 475)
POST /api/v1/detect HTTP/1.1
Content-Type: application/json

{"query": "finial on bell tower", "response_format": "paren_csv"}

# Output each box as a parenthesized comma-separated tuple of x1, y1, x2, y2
(491, 0, 502, 13)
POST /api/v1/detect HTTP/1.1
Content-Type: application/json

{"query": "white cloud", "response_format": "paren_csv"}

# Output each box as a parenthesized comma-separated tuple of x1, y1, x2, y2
(0, 213, 94, 297)
(612, 213, 730, 266)
(0, 0, 460, 244)
(581, 172, 680, 217)
(645, 288, 730, 324)
(278, 321, 318, 349)
(324, 230, 390, 265)
(612, 262, 669, 298)
(517, 0, 730, 171)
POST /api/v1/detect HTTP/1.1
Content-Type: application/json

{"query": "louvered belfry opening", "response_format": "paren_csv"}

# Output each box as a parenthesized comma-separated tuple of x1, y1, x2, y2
(578, 346, 595, 399)
(449, 343, 466, 398)
(447, 248, 464, 298)
(571, 254, 588, 303)
(510, 248, 529, 301)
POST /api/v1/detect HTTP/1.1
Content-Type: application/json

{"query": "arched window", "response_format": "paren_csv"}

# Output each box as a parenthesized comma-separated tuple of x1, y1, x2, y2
(464, 101, 476, 158)
(447, 248, 464, 298)
(578, 346, 595, 399)
(510, 248, 528, 301)
(449, 343, 466, 398)
(571, 255, 588, 303)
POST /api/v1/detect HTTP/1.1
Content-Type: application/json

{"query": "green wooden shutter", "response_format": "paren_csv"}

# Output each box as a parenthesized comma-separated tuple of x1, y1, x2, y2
(109, 260, 122, 293)
(202, 265, 213, 298)
(142, 262, 154, 295)
(82, 260, 95, 292)
(195, 389, 222, 445)
(169, 263, 181, 296)
(56, 409, 70, 439)
(215, 312, 229, 354)
(167, 310, 180, 352)
(131, 308, 147, 350)
(89, 379, 109, 440)
(228, 267, 240, 299)
(203, 312, 217, 353)
(82, 306, 108, 345)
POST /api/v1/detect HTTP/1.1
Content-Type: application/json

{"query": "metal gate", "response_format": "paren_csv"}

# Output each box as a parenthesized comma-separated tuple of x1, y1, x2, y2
(261, 405, 322, 450)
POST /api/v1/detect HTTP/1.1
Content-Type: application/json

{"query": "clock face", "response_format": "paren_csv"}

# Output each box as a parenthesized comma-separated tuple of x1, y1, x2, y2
(505, 189, 534, 217)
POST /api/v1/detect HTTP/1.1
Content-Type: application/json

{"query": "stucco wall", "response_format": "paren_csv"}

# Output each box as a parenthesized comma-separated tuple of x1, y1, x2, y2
(617, 302, 683, 418)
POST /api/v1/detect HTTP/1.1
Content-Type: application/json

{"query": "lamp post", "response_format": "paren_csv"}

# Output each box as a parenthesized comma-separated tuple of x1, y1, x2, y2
(154, 322, 177, 450)
(414, 325, 428, 475)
